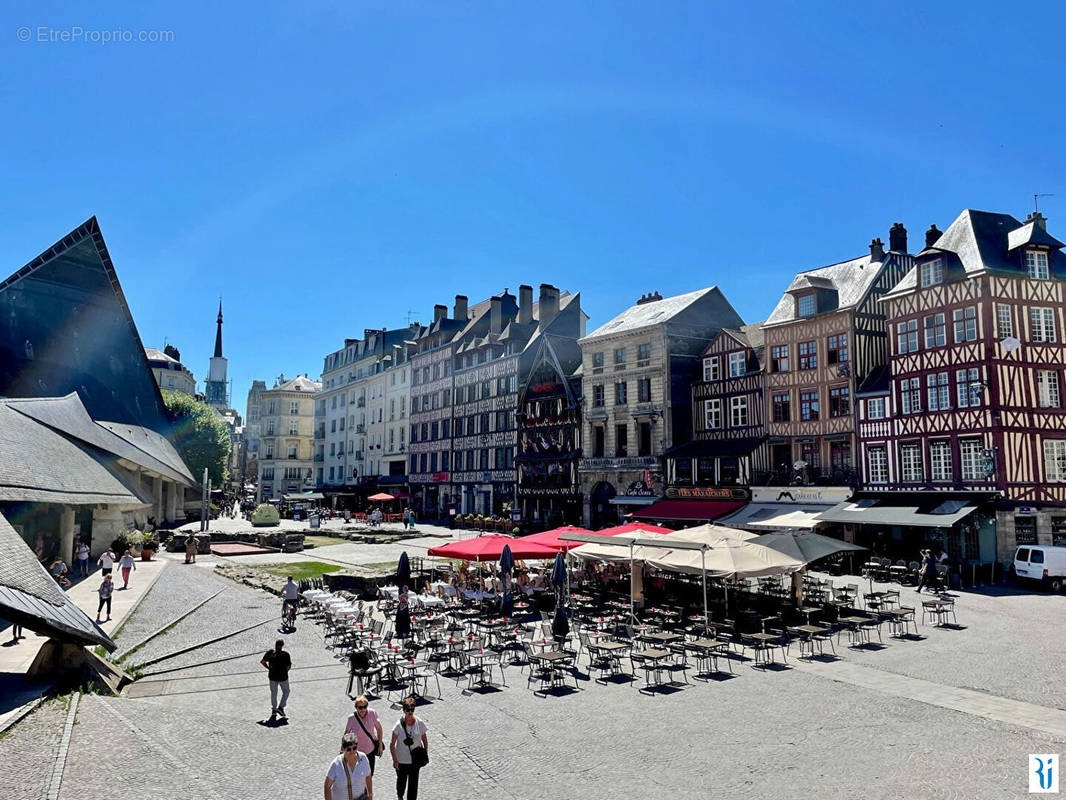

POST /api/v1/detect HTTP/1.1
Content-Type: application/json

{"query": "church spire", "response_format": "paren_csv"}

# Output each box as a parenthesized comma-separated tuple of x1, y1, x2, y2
(213, 299, 223, 358)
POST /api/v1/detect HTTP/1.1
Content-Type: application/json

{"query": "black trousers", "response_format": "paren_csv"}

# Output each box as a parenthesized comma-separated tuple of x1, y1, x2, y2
(916, 571, 939, 593)
(97, 596, 112, 616)
(396, 763, 421, 800)
(365, 749, 377, 775)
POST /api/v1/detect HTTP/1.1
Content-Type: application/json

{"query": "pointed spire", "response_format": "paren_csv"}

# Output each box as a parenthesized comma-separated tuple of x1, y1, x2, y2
(213, 298, 223, 358)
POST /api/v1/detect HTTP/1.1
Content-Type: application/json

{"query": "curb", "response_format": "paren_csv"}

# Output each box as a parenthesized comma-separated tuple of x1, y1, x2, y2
(112, 586, 227, 662)
(0, 694, 46, 737)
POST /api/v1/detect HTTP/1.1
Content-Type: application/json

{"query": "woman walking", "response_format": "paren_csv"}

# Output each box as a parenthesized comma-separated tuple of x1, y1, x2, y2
(96, 573, 114, 623)
(324, 732, 373, 800)
(118, 549, 137, 589)
(345, 696, 384, 775)
(390, 696, 428, 800)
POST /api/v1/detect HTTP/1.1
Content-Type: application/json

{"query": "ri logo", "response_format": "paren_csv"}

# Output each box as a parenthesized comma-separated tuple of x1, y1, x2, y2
(1031, 754, 1059, 793)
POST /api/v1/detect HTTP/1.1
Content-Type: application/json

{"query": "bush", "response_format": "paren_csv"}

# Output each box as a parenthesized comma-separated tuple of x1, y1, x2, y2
(110, 535, 130, 555)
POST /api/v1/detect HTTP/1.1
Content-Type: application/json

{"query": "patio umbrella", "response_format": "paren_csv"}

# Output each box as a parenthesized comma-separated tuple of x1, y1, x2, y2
(396, 551, 411, 589)
(499, 544, 515, 617)
(519, 526, 594, 552)
(368, 492, 395, 502)
(426, 533, 558, 562)
(753, 531, 867, 565)
(550, 552, 570, 642)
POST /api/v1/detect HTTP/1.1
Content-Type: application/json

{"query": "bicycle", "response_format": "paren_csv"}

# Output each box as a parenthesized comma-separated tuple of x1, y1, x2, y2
(282, 599, 298, 630)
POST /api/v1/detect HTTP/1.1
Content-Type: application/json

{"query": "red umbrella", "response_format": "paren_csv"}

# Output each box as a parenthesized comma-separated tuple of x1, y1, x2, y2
(595, 522, 673, 537)
(519, 526, 595, 552)
(368, 492, 395, 502)
(426, 534, 558, 562)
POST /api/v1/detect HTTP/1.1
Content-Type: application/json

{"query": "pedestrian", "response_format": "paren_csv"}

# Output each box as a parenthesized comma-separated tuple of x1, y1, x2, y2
(345, 695, 384, 775)
(185, 534, 198, 564)
(74, 540, 90, 577)
(324, 732, 373, 800)
(118, 549, 137, 589)
(260, 638, 291, 720)
(10, 622, 23, 643)
(50, 558, 72, 589)
(97, 546, 117, 577)
(394, 586, 411, 640)
(390, 696, 428, 800)
(96, 573, 114, 623)
(915, 549, 939, 594)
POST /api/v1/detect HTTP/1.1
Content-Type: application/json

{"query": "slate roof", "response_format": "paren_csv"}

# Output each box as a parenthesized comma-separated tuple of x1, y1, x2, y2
(764, 254, 879, 326)
(275, 375, 321, 392)
(1007, 221, 1066, 251)
(144, 347, 179, 364)
(0, 509, 114, 649)
(582, 287, 721, 341)
(856, 364, 892, 397)
(96, 420, 198, 485)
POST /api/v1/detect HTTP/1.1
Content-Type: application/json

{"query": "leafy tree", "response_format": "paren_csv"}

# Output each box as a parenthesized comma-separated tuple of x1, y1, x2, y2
(161, 390, 231, 487)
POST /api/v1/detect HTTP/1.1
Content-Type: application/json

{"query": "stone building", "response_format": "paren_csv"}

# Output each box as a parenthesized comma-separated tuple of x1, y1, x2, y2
(145, 345, 196, 395)
(257, 374, 321, 501)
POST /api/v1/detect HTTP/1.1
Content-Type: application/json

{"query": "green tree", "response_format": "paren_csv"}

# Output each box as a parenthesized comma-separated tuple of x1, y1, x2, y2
(161, 390, 231, 487)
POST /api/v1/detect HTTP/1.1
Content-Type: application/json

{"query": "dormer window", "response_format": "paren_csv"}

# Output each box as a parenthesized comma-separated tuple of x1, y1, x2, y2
(1026, 250, 1050, 280)
(796, 294, 815, 317)
(728, 351, 746, 378)
(920, 258, 943, 287)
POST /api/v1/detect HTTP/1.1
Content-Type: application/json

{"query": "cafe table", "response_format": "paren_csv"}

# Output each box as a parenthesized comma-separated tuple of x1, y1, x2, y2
(631, 647, 673, 690)
(787, 625, 827, 658)
(591, 640, 631, 681)
(838, 616, 872, 647)
(746, 632, 783, 665)
(686, 638, 730, 675)
(641, 631, 683, 647)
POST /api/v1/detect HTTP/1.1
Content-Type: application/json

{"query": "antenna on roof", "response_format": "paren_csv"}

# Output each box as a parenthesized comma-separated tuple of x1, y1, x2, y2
(405, 310, 417, 325)
(1034, 193, 1055, 213)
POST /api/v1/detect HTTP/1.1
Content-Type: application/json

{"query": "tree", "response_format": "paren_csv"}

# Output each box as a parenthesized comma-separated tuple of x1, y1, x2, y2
(161, 390, 231, 487)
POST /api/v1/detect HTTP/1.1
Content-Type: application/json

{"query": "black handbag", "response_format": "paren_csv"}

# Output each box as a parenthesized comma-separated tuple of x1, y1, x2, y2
(402, 720, 429, 767)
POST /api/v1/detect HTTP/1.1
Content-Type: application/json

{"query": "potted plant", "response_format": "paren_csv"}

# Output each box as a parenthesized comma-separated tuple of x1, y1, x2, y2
(141, 537, 159, 561)
(126, 531, 145, 557)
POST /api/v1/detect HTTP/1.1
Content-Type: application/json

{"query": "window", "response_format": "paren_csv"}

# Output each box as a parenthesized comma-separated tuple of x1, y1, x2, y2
(704, 399, 722, 429)
(920, 258, 943, 287)
(1052, 517, 1066, 547)
(867, 447, 888, 484)
(289, 420, 299, 435)
(592, 384, 605, 407)
(729, 396, 748, 427)
(638, 377, 651, 403)
(867, 398, 885, 420)
(927, 372, 950, 411)
(331, 419, 337, 433)
(1031, 307, 1058, 343)
(897, 320, 919, 354)
(288, 445, 298, 459)
(638, 422, 652, 456)
(827, 334, 849, 364)
(1044, 440, 1066, 482)
(956, 369, 982, 408)
(614, 347, 627, 368)
(592, 426, 605, 458)
(1026, 250, 1050, 280)
(829, 385, 850, 417)
(770, 345, 790, 373)
(924, 314, 946, 348)
(615, 381, 628, 405)
(592, 352, 604, 372)
(615, 424, 629, 457)
(430, 452, 438, 472)
(703, 357, 720, 381)
(328, 466, 335, 481)
(801, 441, 821, 470)
(480, 449, 490, 470)
(929, 441, 952, 482)
(997, 304, 1014, 338)
(899, 378, 921, 414)
(772, 392, 791, 422)
(728, 352, 746, 378)
(797, 294, 815, 317)
(1039, 371, 1061, 407)
(798, 341, 818, 370)
(953, 307, 977, 342)
(637, 343, 651, 365)
(800, 390, 819, 421)
(830, 441, 851, 470)
(331, 396, 337, 410)
(900, 443, 923, 483)
(960, 438, 983, 481)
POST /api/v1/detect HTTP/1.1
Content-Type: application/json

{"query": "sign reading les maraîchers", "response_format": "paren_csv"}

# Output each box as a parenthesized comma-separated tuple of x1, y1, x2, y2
(665, 486, 750, 501)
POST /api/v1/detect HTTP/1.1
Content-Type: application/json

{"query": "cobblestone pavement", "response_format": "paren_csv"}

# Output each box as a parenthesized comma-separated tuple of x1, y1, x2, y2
(0, 697, 67, 800)
(4, 553, 1063, 799)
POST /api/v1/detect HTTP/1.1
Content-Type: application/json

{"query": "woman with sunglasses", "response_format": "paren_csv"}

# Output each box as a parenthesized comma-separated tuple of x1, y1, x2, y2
(345, 695, 384, 774)
(390, 697, 428, 800)
(324, 732, 373, 800)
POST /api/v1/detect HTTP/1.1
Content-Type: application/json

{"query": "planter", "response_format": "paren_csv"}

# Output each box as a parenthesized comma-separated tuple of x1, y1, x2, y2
(141, 548, 155, 562)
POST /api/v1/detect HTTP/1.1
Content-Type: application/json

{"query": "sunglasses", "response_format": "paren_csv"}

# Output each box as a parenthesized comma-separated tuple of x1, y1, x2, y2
(344, 745, 359, 752)
(355, 705, 368, 710)
(403, 706, 416, 713)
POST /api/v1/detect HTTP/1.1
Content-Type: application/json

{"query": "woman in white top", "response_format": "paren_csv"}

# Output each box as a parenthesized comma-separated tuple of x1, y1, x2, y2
(390, 697, 428, 800)
(324, 732, 372, 800)
(74, 541, 91, 577)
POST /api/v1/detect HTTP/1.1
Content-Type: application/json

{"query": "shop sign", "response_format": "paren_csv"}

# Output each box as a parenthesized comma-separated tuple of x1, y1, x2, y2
(432, 472, 449, 482)
(752, 486, 851, 504)
(665, 486, 750, 501)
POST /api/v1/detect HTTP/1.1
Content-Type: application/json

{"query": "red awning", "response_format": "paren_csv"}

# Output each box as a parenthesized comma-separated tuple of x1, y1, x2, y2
(631, 499, 746, 522)
(426, 534, 559, 562)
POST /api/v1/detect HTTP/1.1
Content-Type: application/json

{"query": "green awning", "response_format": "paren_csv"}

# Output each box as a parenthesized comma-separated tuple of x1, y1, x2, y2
(817, 499, 978, 528)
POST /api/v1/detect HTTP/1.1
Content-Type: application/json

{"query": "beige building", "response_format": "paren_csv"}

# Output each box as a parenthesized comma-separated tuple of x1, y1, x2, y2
(145, 346, 196, 396)
(257, 374, 321, 502)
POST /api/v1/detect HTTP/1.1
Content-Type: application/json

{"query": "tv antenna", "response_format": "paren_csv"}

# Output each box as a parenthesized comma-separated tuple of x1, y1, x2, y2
(405, 310, 417, 325)
(1034, 193, 1055, 213)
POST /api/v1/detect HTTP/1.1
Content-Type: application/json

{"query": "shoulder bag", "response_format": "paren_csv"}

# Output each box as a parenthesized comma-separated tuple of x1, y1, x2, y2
(353, 712, 379, 752)
(401, 719, 429, 768)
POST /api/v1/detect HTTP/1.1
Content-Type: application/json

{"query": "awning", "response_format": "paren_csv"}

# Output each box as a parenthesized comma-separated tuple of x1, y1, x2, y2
(631, 499, 746, 522)
(664, 436, 766, 459)
(718, 503, 832, 531)
(283, 492, 324, 501)
(817, 498, 979, 528)
(609, 496, 658, 506)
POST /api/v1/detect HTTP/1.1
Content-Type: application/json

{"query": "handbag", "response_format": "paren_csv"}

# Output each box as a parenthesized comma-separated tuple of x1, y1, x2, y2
(401, 720, 429, 768)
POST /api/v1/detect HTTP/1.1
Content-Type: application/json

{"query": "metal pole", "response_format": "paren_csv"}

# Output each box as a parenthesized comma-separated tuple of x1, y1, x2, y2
(701, 548, 708, 633)
(629, 540, 636, 624)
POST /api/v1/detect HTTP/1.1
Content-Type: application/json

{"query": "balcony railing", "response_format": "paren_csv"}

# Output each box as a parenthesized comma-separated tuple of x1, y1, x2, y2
(355, 424, 366, 433)
(313, 428, 325, 440)
(356, 398, 366, 407)
(578, 455, 659, 471)
(313, 454, 324, 462)
(749, 467, 858, 488)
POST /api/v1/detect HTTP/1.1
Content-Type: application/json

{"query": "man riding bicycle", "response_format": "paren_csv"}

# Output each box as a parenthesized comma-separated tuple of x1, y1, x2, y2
(282, 576, 299, 627)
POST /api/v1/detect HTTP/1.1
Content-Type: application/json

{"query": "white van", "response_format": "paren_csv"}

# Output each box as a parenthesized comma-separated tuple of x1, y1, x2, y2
(1014, 545, 1066, 591)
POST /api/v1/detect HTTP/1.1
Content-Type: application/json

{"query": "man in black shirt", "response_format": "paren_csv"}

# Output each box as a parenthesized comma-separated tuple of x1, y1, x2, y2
(261, 639, 292, 720)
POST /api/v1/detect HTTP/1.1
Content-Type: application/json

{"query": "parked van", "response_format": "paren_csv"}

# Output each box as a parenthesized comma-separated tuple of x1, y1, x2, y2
(1013, 545, 1066, 591)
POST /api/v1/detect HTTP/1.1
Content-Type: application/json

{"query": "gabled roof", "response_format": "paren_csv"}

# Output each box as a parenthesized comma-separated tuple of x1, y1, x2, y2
(764, 254, 880, 326)
(144, 347, 180, 365)
(0, 509, 113, 650)
(582, 287, 720, 341)
(1007, 220, 1066, 251)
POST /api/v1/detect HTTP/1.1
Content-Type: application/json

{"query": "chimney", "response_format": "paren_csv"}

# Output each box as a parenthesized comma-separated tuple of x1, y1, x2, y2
(636, 291, 663, 305)
(925, 224, 942, 249)
(433, 304, 447, 323)
(869, 238, 885, 262)
(453, 294, 468, 321)
(889, 222, 907, 253)
(538, 283, 560, 326)
(490, 295, 504, 335)
(518, 284, 533, 324)
(1027, 211, 1048, 231)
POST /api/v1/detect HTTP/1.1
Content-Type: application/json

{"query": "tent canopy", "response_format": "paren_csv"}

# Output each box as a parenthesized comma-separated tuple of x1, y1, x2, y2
(644, 534, 804, 579)
(426, 534, 558, 562)
(752, 530, 866, 565)
(367, 492, 395, 502)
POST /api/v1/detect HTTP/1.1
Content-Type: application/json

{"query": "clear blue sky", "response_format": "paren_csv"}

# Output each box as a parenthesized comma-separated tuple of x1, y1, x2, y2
(2, 1, 1063, 412)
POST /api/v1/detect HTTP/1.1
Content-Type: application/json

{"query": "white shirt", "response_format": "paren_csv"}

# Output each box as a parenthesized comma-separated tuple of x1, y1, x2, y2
(98, 551, 115, 568)
(282, 582, 299, 600)
(326, 753, 370, 800)
(392, 718, 427, 764)
(75, 544, 90, 560)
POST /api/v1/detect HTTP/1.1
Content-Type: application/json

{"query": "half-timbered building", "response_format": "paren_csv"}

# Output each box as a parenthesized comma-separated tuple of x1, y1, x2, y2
(850, 209, 1066, 564)
(761, 226, 914, 486)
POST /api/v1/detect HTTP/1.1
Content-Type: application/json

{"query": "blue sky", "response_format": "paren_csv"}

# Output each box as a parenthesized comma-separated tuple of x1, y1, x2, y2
(2, 1, 1063, 411)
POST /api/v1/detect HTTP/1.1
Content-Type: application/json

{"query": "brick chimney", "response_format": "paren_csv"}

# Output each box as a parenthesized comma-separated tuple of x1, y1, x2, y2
(490, 295, 504, 334)
(1027, 211, 1048, 231)
(433, 304, 447, 323)
(889, 222, 907, 253)
(925, 224, 942, 249)
(518, 284, 533, 324)
(539, 284, 560, 325)
(453, 294, 468, 321)
(636, 291, 663, 305)
(869, 238, 885, 262)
